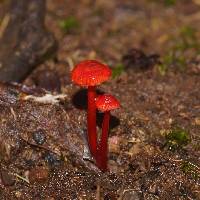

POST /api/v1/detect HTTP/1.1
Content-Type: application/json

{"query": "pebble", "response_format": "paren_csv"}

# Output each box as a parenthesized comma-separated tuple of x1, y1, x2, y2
(1, 170, 15, 186)
(15, 191, 22, 198)
(122, 190, 141, 200)
(194, 118, 200, 126)
(109, 136, 121, 153)
(32, 129, 46, 145)
(29, 166, 49, 183)
(44, 152, 61, 166)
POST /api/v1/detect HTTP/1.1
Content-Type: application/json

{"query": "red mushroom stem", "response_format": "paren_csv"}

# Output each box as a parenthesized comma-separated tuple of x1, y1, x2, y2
(71, 60, 112, 159)
(97, 111, 110, 171)
(87, 86, 97, 157)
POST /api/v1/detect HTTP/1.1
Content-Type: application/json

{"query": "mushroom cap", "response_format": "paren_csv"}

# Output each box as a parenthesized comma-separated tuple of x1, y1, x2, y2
(96, 94, 120, 112)
(71, 60, 112, 87)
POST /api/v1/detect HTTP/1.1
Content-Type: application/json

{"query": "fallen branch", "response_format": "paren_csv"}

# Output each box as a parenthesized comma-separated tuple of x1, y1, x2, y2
(0, 0, 56, 82)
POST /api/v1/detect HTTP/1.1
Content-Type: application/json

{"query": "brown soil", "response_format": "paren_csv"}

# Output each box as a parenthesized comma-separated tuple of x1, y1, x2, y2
(0, 0, 200, 199)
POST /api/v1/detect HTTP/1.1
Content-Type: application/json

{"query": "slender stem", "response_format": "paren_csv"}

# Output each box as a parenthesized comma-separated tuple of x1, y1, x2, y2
(97, 111, 110, 171)
(87, 86, 97, 157)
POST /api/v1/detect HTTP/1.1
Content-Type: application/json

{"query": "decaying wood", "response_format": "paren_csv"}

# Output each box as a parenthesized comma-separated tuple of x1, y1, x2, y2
(0, 0, 56, 82)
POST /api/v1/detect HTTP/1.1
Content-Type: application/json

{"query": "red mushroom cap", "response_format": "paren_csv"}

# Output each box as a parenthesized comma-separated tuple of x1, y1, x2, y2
(71, 60, 112, 87)
(96, 94, 120, 112)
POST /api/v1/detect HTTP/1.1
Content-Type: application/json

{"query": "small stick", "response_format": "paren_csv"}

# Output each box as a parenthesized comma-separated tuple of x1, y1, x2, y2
(0, 14, 10, 39)
(96, 185, 101, 200)
(13, 173, 30, 184)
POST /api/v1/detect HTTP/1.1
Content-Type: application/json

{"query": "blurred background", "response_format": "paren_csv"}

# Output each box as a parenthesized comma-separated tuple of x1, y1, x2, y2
(0, 0, 200, 88)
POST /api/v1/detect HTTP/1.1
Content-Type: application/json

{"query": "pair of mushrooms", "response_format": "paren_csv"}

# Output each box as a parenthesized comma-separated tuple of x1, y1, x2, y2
(71, 60, 120, 171)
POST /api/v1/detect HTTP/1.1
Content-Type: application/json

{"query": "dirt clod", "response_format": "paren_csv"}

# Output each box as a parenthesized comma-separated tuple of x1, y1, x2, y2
(29, 166, 49, 183)
(0, 170, 15, 186)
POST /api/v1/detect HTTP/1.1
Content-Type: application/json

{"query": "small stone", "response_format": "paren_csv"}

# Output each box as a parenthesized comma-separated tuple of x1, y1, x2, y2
(32, 129, 46, 145)
(148, 183, 158, 195)
(122, 190, 141, 200)
(44, 152, 61, 166)
(168, 118, 173, 124)
(1, 170, 15, 186)
(15, 191, 22, 198)
(109, 136, 121, 153)
(0, 140, 11, 160)
(29, 166, 49, 183)
(194, 118, 200, 126)
(127, 143, 142, 157)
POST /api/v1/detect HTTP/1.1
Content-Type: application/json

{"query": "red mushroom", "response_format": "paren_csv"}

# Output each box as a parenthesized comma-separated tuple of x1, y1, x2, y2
(95, 94, 120, 171)
(71, 60, 112, 158)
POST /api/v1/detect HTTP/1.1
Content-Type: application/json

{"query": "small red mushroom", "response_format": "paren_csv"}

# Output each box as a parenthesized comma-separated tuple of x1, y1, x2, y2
(95, 94, 120, 171)
(71, 60, 112, 158)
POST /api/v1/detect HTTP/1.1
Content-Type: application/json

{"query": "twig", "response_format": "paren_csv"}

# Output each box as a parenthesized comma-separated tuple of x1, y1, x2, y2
(0, 14, 10, 39)
(10, 107, 17, 120)
(67, 57, 74, 71)
(96, 184, 101, 200)
(19, 135, 60, 156)
(13, 173, 30, 184)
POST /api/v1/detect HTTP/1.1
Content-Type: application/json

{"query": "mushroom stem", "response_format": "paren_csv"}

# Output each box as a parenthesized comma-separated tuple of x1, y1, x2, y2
(87, 86, 97, 157)
(97, 111, 110, 171)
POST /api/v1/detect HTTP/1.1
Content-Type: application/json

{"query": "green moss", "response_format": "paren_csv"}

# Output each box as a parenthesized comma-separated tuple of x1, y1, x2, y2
(175, 26, 200, 51)
(158, 53, 174, 75)
(149, 0, 177, 6)
(158, 63, 168, 76)
(59, 16, 79, 33)
(181, 161, 200, 179)
(165, 128, 190, 151)
(158, 52, 187, 75)
(180, 26, 196, 39)
(158, 25, 200, 75)
(112, 63, 125, 79)
(164, 0, 177, 6)
(107, 29, 121, 37)
(92, 7, 105, 17)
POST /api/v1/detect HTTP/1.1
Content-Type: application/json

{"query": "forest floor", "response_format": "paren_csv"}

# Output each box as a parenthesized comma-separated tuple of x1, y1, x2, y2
(0, 0, 200, 199)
